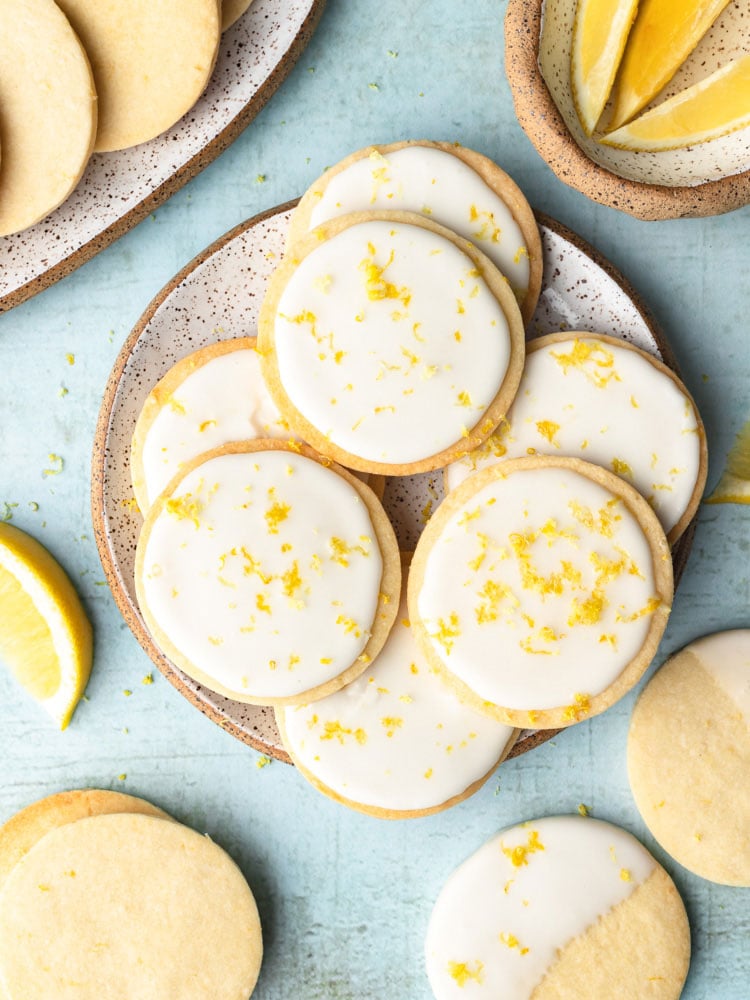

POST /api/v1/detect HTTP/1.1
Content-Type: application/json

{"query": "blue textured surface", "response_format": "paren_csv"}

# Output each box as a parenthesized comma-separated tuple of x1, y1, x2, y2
(0, 2, 748, 997)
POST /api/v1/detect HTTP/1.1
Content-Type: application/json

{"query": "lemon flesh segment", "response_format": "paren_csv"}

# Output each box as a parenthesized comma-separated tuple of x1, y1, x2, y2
(706, 418, 750, 505)
(609, 0, 733, 130)
(571, 0, 640, 135)
(603, 54, 750, 150)
(0, 523, 93, 729)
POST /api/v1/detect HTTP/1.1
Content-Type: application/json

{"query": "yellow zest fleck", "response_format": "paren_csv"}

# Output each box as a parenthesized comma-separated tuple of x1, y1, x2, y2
(514, 245, 529, 265)
(320, 657, 332, 665)
(476, 579, 518, 625)
(620, 868, 632, 882)
(199, 420, 217, 433)
(599, 633, 617, 648)
(431, 612, 461, 654)
(358, 247, 411, 307)
(42, 453, 64, 477)
(456, 391, 474, 408)
(142, 673, 154, 685)
(256, 593, 272, 615)
(611, 458, 634, 479)
(424, 767, 433, 779)
(562, 693, 591, 722)
(381, 716, 403, 737)
(165, 493, 203, 528)
(328, 535, 370, 566)
(421, 500, 433, 524)
(456, 299, 465, 314)
(321, 720, 367, 745)
(447, 960, 484, 987)
(208, 635, 223, 646)
(501, 829, 545, 868)
(630, 395, 639, 408)
(535, 420, 561, 446)
(615, 597, 662, 623)
(313, 274, 333, 293)
(167, 396, 186, 415)
(578, 803, 590, 816)
(265, 500, 291, 534)
(282, 561, 305, 600)
(499, 932, 529, 955)
(470, 205, 502, 243)
(412, 322, 425, 342)
(336, 614, 362, 637)
(551, 340, 621, 388)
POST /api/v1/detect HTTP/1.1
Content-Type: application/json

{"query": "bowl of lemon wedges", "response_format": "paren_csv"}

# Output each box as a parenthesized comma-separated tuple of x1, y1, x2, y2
(505, 0, 750, 220)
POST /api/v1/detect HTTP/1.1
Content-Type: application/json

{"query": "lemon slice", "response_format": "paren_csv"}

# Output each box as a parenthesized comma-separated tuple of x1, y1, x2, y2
(609, 0, 733, 130)
(603, 54, 750, 150)
(571, 0, 640, 135)
(706, 418, 750, 504)
(0, 523, 92, 728)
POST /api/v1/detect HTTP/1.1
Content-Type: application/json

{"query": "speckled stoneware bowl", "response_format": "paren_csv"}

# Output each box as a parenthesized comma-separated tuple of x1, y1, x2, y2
(505, 0, 750, 220)
(91, 201, 696, 763)
(0, 0, 325, 313)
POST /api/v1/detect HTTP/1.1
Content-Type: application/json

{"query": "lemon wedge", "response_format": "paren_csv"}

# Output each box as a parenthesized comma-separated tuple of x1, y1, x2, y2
(706, 418, 750, 505)
(609, 0, 733, 130)
(571, 0, 640, 135)
(0, 523, 92, 728)
(603, 54, 750, 150)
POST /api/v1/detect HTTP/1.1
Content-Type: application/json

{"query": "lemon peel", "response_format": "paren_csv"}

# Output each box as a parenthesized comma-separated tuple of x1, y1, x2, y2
(571, 0, 639, 134)
(0, 523, 92, 728)
(705, 418, 750, 504)
(603, 54, 750, 151)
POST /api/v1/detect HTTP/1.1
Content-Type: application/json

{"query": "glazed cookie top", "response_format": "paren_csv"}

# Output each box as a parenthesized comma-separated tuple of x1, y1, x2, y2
(0, 813, 262, 1000)
(409, 456, 673, 728)
(259, 213, 525, 474)
(425, 815, 687, 1000)
(277, 562, 517, 817)
(0, 0, 97, 237)
(444, 334, 706, 543)
(131, 339, 291, 511)
(288, 141, 542, 321)
(628, 629, 750, 886)
(135, 442, 399, 705)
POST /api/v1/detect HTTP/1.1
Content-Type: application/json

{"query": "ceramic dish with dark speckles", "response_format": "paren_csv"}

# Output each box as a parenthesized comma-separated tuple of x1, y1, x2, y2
(0, 0, 325, 314)
(505, 0, 750, 220)
(91, 200, 697, 763)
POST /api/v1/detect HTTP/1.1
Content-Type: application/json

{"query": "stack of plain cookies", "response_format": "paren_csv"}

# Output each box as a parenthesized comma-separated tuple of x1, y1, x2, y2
(0, 0, 255, 237)
(130, 138, 708, 821)
(0, 789, 262, 999)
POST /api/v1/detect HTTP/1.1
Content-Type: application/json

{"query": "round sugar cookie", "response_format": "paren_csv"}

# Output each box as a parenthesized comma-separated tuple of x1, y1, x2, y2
(444, 333, 707, 544)
(277, 554, 518, 818)
(628, 629, 750, 886)
(409, 456, 673, 729)
(425, 815, 690, 1000)
(0, 812, 262, 1000)
(0, 789, 169, 886)
(135, 440, 400, 705)
(0, 0, 97, 237)
(288, 140, 543, 323)
(222, 0, 255, 30)
(259, 212, 526, 475)
(130, 337, 383, 513)
(54, 0, 221, 152)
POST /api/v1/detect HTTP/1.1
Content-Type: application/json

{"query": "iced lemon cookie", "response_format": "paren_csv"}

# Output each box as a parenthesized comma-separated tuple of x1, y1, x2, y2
(54, 0, 220, 151)
(0, 0, 97, 237)
(409, 456, 673, 728)
(425, 815, 690, 999)
(628, 629, 750, 886)
(277, 555, 518, 818)
(288, 140, 543, 323)
(0, 812, 262, 1000)
(131, 338, 295, 512)
(444, 333, 707, 543)
(0, 789, 169, 885)
(259, 212, 525, 475)
(135, 440, 400, 705)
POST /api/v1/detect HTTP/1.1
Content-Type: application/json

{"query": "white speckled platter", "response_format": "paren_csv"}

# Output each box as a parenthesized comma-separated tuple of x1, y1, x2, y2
(91, 202, 696, 763)
(0, 0, 325, 314)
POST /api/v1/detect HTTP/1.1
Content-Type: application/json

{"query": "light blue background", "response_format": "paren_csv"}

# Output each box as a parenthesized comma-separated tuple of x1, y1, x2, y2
(0, 2, 748, 996)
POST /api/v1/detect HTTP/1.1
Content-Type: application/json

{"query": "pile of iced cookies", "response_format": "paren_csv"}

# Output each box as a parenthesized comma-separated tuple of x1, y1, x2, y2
(0, 789, 263, 999)
(130, 139, 707, 820)
(0, 0, 254, 237)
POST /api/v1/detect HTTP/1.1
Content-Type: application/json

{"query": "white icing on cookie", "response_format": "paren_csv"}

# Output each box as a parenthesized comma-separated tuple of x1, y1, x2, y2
(415, 463, 661, 712)
(690, 629, 750, 728)
(136, 344, 290, 509)
(279, 577, 515, 813)
(445, 336, 702, 536)
(136, 449, 384, 701)
(307, 145, 531, 301)
(272, 219, 513, 465)
(425, 815, 656, 999)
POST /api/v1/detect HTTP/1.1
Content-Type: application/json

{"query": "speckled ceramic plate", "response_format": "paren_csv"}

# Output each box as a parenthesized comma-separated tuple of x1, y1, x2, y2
(0, 0, 325, 314)
(91, 202, 696, 763)
(505, 0, 750, 219)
